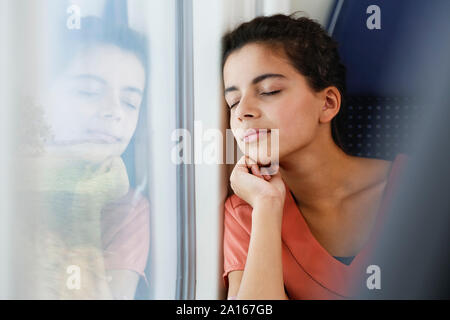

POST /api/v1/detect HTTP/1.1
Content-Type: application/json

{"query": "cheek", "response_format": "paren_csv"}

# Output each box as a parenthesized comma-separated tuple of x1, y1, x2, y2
(230, 114, 241, 141)
(45, 98, 92, 137)
(275, 98, 319, 153)
(229, 112, 237, 129)
(122, 112, 139, 139)
(56, 90, 97, 118)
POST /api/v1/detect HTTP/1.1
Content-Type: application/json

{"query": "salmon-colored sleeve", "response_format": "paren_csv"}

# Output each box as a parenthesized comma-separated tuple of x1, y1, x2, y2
(223, 196, 251, 288)
(101, 190, 150, 280)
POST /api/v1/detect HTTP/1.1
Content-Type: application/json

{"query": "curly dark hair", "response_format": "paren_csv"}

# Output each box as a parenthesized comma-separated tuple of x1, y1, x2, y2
(222, 14, 347, 152)
(53, 16, 148, 84)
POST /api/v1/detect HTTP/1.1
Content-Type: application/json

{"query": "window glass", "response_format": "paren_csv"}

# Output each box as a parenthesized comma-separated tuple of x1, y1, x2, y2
(3, 0, 179, 300)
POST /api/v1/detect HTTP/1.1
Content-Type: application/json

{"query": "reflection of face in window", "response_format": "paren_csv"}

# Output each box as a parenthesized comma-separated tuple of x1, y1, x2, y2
(22, 18, 151, 300)
(44, 44, 145, 163)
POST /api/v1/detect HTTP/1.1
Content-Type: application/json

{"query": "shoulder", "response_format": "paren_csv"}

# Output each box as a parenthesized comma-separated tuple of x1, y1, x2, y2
(349, 155, 399, 195)
(366, 153, 409, 176)
(370, 153, 409, 188)
(346, 153, 409, 207)
(392, 153, 409, 172)
(101, 189, 150, 236)
(383, 153, 410, 196)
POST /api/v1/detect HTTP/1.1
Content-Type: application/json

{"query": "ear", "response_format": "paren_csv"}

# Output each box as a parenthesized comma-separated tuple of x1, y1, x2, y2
(319, 86, 341, 124)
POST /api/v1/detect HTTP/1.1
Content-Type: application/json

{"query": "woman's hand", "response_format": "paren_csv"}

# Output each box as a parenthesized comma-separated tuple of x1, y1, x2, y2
(228, 156, 288, 300)
(230, 155, 286, 209)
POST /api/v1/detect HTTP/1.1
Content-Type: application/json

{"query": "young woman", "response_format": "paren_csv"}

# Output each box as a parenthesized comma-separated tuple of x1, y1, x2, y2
(20, 17, 149, 299)
(222, 14, 408, 299)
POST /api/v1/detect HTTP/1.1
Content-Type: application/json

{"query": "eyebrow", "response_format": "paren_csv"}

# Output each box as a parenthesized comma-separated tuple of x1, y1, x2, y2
(72, 74, 107, 84)
(72, 74, 143, 96)
(224, 73, 286, 94)
(122, 86, 144, 97)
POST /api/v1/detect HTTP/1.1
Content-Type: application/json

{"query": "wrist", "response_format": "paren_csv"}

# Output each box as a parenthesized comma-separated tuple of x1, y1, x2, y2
(253, 195, 285, 210)
(251, 198, 284, 227)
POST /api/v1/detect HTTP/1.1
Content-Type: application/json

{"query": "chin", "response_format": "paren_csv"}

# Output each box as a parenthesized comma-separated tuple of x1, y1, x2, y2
(240, 149, 276, 166)
(238, 142, 278, 165)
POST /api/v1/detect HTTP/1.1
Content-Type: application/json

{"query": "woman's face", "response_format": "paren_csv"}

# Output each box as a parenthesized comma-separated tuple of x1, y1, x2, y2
(43, 44, 145, 163)
(223, 43, 327, 164)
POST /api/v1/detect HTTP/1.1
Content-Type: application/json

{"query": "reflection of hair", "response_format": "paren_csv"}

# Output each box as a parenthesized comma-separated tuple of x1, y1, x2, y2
(222, 14, 347, 152)
(54, 16, 148, 82)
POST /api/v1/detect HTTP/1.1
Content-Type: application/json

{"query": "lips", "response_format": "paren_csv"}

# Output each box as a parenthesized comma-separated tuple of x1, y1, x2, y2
(242, 128, 271, 143)
(85, 130, 122, 144)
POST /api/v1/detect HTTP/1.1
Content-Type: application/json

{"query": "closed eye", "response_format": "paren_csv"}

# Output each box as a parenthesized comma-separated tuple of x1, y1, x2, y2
(124, 102, 137, 110)
(77, 90, 100, 97)
(261, 90, 281, 96)
(229, 101, 240, 109)
(228, 90, 281, 109)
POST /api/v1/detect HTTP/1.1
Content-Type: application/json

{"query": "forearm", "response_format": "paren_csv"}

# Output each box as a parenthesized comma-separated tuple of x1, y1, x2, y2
(236, 199, 288, 300)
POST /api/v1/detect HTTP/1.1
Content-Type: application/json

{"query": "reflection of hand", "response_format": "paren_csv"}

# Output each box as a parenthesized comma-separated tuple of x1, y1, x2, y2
(17, 155, 130, 299)
(230, 156, 286, 210)
(74, 156, 130, 204)
(35, 156, 130, 202)
(34, 232, 114, 299)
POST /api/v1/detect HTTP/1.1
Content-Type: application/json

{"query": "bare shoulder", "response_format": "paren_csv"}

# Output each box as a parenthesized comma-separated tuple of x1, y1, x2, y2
(341, 156, 394, 214)
(351, 156, 393, 194)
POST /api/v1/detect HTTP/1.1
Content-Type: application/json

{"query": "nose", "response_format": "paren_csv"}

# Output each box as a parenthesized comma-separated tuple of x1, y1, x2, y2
(100, 93, 123, 121)
(234, 95, 260, 121)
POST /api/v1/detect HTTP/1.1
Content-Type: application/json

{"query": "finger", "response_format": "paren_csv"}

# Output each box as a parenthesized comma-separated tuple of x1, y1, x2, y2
(250, 164, 263, 179)
(260, 163, 280, 176)
(263, 174, 272, 181)
(236, 155, 247, 165)
(245, 156, 258, 166)
(235, 156, 250, 173)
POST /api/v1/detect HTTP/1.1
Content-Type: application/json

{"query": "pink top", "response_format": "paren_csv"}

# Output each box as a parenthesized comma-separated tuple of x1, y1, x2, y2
(223, 153, 409, 299)
(101, 189, 150, 280)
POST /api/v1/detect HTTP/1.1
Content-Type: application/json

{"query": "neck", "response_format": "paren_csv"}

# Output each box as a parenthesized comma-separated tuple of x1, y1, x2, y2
(279, 133, 359, 211)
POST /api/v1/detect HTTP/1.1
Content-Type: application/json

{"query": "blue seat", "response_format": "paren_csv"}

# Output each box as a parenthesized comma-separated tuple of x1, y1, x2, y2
(329, 0, 449, 160)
